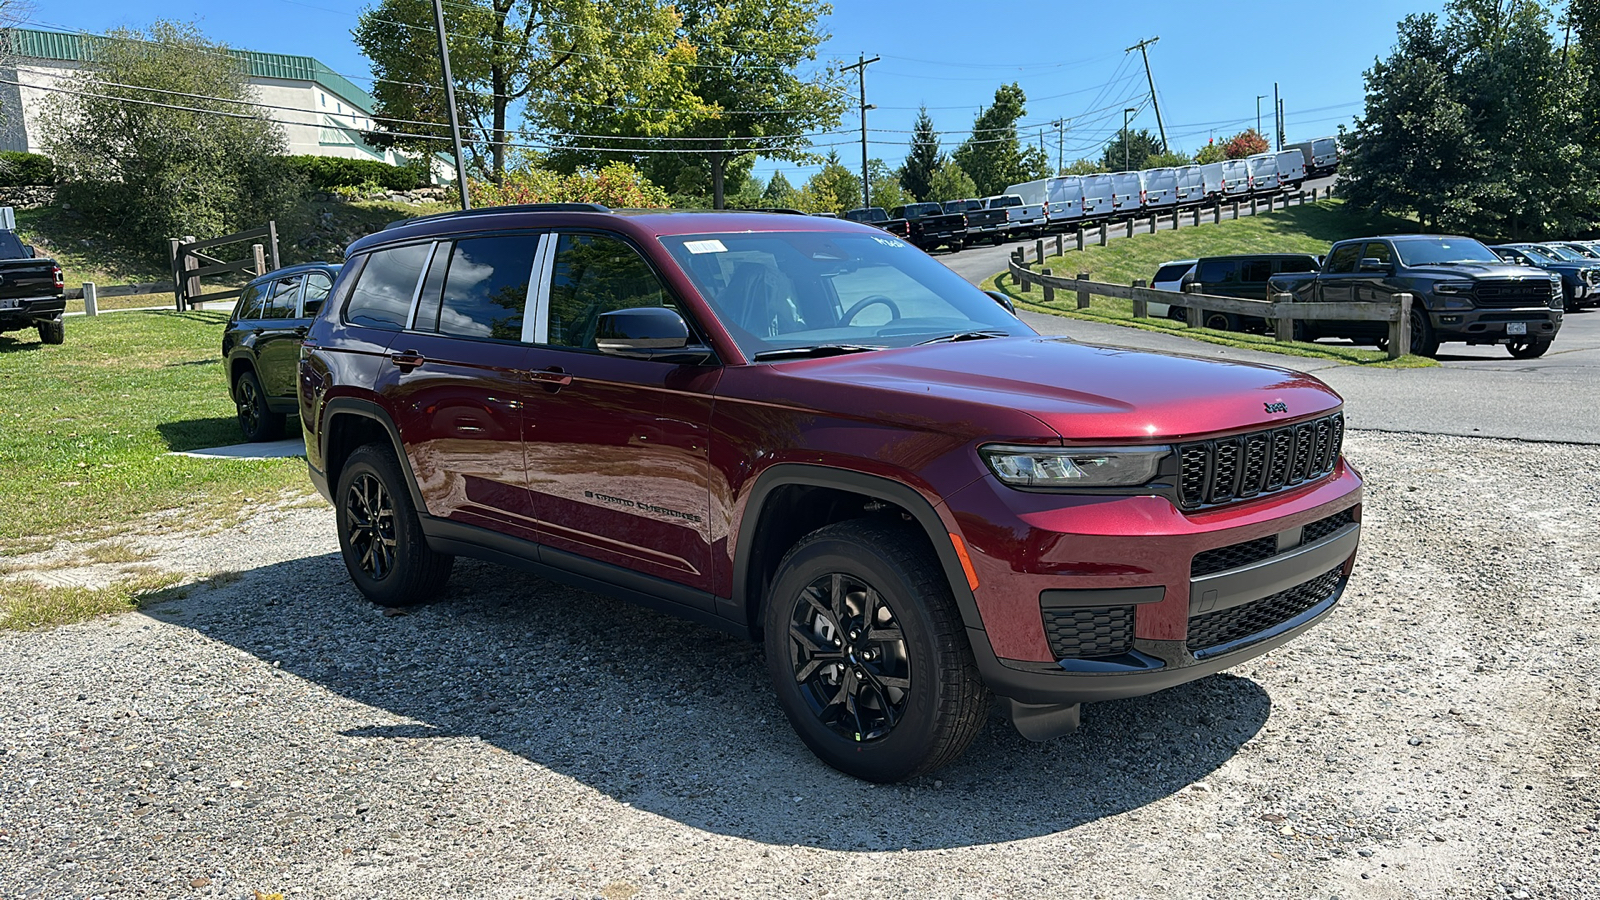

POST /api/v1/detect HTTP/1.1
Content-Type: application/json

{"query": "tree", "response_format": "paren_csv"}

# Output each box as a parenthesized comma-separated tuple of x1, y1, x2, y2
(899, 105, 940, 201)
(38, 21, 304, 260)
(761, 171, 799, 207)
(1145, 149, 1191, 168)
(354, 0, 691, 183)
(548, 0, 847, 208)
(1100, 128, 1162, 171)
(953, 83, 1031, 195)
(926, 158, 977, 201)
(796, 150, 860, 214)
(1222, 129, 1270, 159)
(1019, 143, 1053, 182)
(1060, 158, 1106, 175)
(868, 158, 908, 210)
(1194, 140, 1226, 164)
(468, 160, 671, 207)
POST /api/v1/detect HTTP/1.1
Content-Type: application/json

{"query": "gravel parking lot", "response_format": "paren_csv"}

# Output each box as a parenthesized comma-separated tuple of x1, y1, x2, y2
(2, 430, 1598, 899)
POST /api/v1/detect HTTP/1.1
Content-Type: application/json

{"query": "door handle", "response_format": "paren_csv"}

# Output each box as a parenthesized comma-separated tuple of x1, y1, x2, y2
(390, 349, 425, 372)
(528, 367, 572, 387)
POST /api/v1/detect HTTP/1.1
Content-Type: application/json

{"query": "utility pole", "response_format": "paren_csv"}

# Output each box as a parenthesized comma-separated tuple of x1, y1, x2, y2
(1256, 94, 1266, 137)
(840, 53, 880, 210)
(1277, 96, 1285, 150)
(1123, 107, 1135, 172)
(1126, 36, 1168, 153)
(1274, 82, 1282, 150)
(1051, 118, 1067, 173)
(431, 0, 470, 210)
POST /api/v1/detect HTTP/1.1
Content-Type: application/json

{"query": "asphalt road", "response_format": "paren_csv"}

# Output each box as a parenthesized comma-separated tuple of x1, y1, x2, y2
(939, 178, 1600, 445)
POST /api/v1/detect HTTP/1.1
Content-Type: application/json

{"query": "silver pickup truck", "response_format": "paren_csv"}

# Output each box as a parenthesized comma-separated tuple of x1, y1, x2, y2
(983, 193, 1047, 240)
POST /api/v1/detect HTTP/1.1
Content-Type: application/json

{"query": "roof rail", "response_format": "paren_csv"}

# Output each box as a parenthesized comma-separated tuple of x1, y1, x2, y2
(384, 202, 612, 231)
(727, 207, 810, 215)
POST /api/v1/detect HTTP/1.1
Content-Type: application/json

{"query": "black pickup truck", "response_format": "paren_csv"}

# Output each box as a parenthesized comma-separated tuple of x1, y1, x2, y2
(942, 199, 1009, 246)
(0, 229, 66, 345)
(888, 202, 967, 252)
(1269, 234, 1563, 358)
(841, 206, 910, 241)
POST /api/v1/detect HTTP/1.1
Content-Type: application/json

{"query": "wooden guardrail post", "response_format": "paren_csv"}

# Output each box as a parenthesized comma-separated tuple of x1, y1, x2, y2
(1076, 227, 1085, 252)
(1054, 233, 1063, 256)
(1124, 219, 1134, 238)
(1212, 204, 1221, 224)
(1098, 224, 1109, 247)
(1187, 302, 1203, 328)
(181, 235, 200, 311)
(1131, 278, 1148, 318)
(1041, 269, 1054, 303)
(82, 283, 98, 317)
(1173, 210, 1182, 231)
(1035, 238, 1046, 266)
(1076, 272, 1090, 309)
(1273, 292, 1295, 342)
(1148, 215, 1158, 234)
(1390, 293, 1412, 360)
(1230, 200, 1239, 220)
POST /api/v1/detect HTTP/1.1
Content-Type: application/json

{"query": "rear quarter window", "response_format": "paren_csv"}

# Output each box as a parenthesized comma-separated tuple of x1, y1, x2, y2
(1153, 264, 1192, 283)
(345, 243, 431, 329)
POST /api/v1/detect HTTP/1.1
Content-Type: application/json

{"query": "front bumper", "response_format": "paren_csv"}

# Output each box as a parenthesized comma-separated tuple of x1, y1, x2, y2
(945, 460, 1362, 706)
(1431, 306, 1561, 343)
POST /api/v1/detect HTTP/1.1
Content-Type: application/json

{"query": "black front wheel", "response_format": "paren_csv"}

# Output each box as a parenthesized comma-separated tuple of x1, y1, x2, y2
(763, 519, 989, 782)
(1409, 307, 1440, 357)
(335, 444, 453, 606)
(1506, 336, 1551, 359)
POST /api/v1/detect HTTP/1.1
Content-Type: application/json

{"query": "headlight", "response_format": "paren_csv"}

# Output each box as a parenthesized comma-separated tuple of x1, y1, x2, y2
(980, 444, 1170, 488)
(1433, 281, 1474, 295)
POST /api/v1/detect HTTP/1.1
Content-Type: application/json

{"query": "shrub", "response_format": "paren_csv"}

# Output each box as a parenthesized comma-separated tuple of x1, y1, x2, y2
(0, 151, 57, 186)
(285, 155, 427, 192)
(468, 161, 671, 209)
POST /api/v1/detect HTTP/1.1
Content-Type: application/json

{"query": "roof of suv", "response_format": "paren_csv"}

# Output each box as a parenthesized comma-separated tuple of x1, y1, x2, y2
(351, 204, 871, 256)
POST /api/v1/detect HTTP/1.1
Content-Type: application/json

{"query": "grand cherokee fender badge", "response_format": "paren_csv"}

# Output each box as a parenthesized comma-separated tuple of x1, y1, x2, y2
(1264, 401, 1289, 414)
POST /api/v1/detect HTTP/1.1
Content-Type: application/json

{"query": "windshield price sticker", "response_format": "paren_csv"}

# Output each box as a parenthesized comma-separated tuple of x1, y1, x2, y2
(683, 239, 728, 254)
(872, 236, 906, 249)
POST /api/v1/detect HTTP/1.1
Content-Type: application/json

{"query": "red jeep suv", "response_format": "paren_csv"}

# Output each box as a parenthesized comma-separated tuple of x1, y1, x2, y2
(298, 204, 1362, 782)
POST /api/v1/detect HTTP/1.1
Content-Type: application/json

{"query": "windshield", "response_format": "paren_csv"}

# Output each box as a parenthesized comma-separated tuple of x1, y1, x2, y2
(1543, 244, 1591, 261)
(661, 231, 1030, 360)
(1391, 237, 1501, 266)
(1514, 246, 1559, 264)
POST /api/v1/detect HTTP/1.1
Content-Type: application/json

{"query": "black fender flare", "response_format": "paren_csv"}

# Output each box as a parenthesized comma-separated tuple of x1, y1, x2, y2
(318, 397, 427, 513)
(729, 463, 985, 637)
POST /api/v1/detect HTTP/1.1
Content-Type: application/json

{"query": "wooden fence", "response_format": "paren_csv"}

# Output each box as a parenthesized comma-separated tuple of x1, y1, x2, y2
(1006, 256, 1412, 361)
(168, 222, 281, 311)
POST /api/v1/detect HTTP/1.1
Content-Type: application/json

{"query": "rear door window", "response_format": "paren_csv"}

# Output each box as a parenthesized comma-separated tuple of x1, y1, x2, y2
(261, 276, 302, 320)
(1323, 244, 1362, 274)
(429, 234, 540, 341)
(1274, 256, 1319, 274)
(1241, 259, 1273, 283)
(345, 243, 431, 329)
(234, 282, 266, 321)
(1197, 259, 1241, 283)
(302, 271, 333, 317)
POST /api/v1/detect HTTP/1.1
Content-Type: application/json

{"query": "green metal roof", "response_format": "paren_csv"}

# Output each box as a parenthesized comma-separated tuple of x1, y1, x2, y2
(4, 27, 377, 115)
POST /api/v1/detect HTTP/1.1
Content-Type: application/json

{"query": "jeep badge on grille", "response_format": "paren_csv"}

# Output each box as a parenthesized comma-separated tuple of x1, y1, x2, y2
(1264, 401, 1288, 414)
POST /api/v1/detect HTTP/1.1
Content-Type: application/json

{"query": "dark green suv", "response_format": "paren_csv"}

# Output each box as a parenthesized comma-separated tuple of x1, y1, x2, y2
(222, 263, 339, 441)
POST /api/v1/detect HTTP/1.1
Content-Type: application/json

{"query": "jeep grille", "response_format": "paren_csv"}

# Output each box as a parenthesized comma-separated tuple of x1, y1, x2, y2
(1177, 413, 1343, 510)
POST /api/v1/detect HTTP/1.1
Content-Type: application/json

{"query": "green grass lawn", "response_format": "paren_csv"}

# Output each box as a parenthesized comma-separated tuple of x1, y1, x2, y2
(0, 310, 313, 555)
(983, 199, 1435, 368)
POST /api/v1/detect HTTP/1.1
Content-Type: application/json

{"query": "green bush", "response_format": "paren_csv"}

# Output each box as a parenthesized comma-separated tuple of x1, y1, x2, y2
(285, 155, 427, 192)
(0, 151, 57, 186)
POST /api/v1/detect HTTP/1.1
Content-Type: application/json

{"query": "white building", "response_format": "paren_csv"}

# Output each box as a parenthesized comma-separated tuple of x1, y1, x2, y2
(0, 27, 422, 169)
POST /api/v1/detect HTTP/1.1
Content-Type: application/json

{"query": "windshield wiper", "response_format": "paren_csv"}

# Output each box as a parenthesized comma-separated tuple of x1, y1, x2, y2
(915, 330, 1011, 345)
(752, 344, 882, 362)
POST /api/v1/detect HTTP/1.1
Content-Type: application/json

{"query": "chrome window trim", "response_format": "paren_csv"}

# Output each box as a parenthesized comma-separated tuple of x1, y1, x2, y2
(404, 240, 441, 331)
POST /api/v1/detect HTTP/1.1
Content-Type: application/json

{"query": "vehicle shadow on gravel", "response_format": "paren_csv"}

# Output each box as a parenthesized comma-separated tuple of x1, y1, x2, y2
(154, 553, 1272, 851)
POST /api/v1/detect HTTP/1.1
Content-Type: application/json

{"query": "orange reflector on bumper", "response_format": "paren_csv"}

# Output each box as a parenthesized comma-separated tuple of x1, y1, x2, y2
(949, 532, 979, 592)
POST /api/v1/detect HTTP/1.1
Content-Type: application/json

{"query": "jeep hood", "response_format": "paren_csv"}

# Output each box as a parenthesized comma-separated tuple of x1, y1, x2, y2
(779, 337, 1343, 442)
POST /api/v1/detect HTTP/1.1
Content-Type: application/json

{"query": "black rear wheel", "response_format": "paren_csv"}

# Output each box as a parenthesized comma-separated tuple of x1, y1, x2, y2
(1203, 311, 1239, 332)
(335, 444, 453, 606)
(234, 370, 285, 442)
(763, 519, 989, 782)
(37, 318, 64, 345)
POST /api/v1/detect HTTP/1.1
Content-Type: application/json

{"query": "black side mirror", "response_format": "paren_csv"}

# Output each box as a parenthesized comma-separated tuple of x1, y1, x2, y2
(1359, 257, 1391, 273)
(595, 307, 711, 362)
(983, 290, 1016, 315)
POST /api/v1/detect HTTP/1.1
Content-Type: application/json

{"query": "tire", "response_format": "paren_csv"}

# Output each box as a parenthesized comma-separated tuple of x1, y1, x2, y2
(1409, 306, 1440, 357)
(1506, 336, 1551, 359)
(37, 318, 63, 345)
(1203, 311, 1239, 332)
(1168, 306, 1189, 323)
(234, 369, 285, 442)
(335, 443, 453, 606)
(762, 518, 989, 782)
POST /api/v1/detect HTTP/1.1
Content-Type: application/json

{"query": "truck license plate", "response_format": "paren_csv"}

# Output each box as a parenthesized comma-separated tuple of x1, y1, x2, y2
(0, 299, 19, 310)
(1506, 322, 1528, 335)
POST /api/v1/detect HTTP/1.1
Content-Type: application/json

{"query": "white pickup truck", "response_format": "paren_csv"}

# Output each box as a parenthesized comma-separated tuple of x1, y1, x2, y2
(983, 193, 1048, 239)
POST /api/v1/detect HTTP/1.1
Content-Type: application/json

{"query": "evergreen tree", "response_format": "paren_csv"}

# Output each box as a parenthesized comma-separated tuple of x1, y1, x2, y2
(1101, 128, 1163, 171)
(761, 171, 798, 207)
(899, 106, 940, 201)
(953, 83, 1030, 195)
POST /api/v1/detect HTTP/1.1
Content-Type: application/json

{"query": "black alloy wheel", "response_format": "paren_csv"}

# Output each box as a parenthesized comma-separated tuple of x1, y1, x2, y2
(1506, 336, 1551, 359)
(234, 370, 284, 442)
(764, 519, 988, 782)
(1409, 306, 1440, 357)
(1203, 311, 1239, 332)
(335, 444, 453, 606)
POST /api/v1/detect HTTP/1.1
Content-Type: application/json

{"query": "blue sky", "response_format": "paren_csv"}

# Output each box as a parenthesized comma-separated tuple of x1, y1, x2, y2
(33, 0, 1450, 185)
